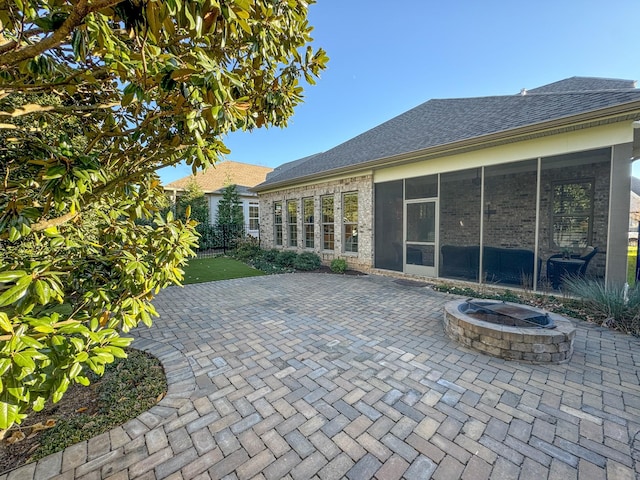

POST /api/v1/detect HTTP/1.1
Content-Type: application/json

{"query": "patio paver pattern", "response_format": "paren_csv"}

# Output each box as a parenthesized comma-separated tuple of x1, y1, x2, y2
(4, 273, 640, 480)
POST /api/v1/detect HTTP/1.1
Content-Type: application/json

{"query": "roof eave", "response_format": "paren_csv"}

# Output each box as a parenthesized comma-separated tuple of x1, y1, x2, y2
(254, 101, 640, 193)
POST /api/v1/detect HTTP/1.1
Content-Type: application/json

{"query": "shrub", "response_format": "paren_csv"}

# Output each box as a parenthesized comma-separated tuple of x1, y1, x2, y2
(294, 252, 321, 271)
(196, 223, 220, 251)
(563, 276, 640, 334)
(261, 249, 280, 263)
(276, 250, 298, 268)
(252, 258, 288, 274)
(234, 237, 262, 261)
(330, 258, 348, 273)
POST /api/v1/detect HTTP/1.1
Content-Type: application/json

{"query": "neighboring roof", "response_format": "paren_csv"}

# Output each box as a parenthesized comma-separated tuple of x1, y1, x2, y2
(632, 176, 640, 196)
(257, 77, 640, 191)
(165, 160, 273, 193)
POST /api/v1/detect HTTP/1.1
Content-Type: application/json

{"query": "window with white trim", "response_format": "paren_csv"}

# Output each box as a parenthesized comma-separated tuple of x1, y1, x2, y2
(287, 200, 298, 247)
(303, 197, 314, 248)
(274, 201, 283, 246)
(249, 202, 259, 231)
(552, 180, 593, 249)
(322, 195, 334, 250)
(343, 192, 358, 253)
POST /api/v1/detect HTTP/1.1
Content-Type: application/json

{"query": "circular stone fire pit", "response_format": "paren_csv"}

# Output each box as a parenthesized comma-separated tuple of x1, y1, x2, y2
(443, 299, 576, 363)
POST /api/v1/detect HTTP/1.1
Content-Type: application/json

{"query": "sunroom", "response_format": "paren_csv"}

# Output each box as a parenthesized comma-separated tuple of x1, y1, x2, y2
(373, 138, 632, 290)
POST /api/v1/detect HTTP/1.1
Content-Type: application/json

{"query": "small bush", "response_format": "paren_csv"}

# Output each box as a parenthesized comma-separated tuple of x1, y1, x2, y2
(276, 250, 298, 268)
(252, 258, 289, 274)
(563, 276, 640, 334)
(330, 258, 348, 273)
(261, 249, 280, 263)
(196, 223, 220, 250)
(294, 252, 321, 271)
(234, 237, 261, 261)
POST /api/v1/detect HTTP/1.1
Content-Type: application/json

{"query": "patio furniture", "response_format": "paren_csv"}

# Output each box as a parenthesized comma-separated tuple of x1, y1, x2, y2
(546, 246, 598, 288)
(482, 246, 540, 287)
(440, 245, 540, 286)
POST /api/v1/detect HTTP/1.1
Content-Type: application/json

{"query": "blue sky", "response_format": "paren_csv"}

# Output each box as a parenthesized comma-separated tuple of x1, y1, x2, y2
(158, 0, 640, 184)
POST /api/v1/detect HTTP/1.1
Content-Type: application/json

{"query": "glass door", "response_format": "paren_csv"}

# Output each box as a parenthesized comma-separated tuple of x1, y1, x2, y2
(405, 200, 437, 277)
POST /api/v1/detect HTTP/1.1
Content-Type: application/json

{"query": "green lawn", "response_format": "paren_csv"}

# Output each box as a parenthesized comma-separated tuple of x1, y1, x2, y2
(629, 245, 638, 285)
(183, 256, 265, 284)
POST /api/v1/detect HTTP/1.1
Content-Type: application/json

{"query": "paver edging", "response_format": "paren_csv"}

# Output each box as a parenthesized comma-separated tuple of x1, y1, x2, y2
(2, 337, 194, 480)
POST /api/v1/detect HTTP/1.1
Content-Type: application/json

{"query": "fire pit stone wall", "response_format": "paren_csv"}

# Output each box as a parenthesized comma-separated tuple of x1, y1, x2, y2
(444, 299, 576, 363)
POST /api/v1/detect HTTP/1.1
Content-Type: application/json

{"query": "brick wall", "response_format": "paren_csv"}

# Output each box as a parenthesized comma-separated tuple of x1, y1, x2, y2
(259, 175, 374, 271)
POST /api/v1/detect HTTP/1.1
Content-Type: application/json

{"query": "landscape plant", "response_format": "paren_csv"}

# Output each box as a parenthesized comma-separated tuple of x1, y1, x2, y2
(216, 184, 245, 249)
(330, 258, 348, 273)
(563, 276, 640, 334)
(275, 250, 298, 269)
(0, 0, 327, 432)
(293, 252, 321, 271)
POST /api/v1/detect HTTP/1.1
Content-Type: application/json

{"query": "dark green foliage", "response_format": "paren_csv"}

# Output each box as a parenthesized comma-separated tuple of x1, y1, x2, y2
(196, 224, 220, 251)
(233, 237, 262, 262)
(176, 180, 209, 224)
(252, 257, 291, 274)
(293, 252, 321, 271)
(215, 184, 245, 250)
(33, 349, 166, 460)
(262, 249, 280, 263)
(330, 258, 348, 273)
(276, 250, 298, 268)
(216, 184, 244, 229)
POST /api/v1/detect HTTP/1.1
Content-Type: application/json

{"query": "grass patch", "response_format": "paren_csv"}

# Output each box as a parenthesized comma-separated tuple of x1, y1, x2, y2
(1, 349, 166, 472)
(628, 244, 638, 286)
(183, 256, 265, 284)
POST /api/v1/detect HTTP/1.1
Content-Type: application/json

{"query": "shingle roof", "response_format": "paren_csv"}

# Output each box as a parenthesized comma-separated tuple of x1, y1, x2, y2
(257, 77, 640, 190)
(165, 161, 273, 193)
(265, 153, 322, 181)
(527, 76, 636, 93)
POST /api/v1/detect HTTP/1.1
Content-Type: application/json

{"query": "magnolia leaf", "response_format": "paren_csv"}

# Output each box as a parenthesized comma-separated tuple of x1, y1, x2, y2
(0, 270, 27, 283)
(0, 276, 33, 308)
(0, 313, 13, 334)
(0, 398, 24, 430)
(13, 351, 36, 371)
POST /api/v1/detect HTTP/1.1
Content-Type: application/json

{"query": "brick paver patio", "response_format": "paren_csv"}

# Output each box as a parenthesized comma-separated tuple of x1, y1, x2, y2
(5, 273, 640, 479)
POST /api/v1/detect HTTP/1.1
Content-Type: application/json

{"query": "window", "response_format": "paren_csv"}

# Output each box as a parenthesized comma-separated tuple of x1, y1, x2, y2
(322, 195, 334, 250)
(287, 200, 298, 247)
(274, 201, 283, 246)
(249, 202, 259, 231)
(303, 197, 314, 248)
(552, 180, 593, 249)
(343, 193, 358, 253)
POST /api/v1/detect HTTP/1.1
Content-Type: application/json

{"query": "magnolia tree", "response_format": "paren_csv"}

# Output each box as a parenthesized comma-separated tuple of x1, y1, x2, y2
(0, 0, 327, 431)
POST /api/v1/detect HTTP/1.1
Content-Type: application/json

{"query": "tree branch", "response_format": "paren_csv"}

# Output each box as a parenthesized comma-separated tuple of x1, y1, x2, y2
(31, 212, 79, 232)
(0, 0, 125, 67)
(0, 102, 119, 118)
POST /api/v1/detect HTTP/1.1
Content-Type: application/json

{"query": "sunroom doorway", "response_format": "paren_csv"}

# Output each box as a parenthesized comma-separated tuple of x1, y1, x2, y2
(404, 199, 437, 276)
(403, 175, 438, 277)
